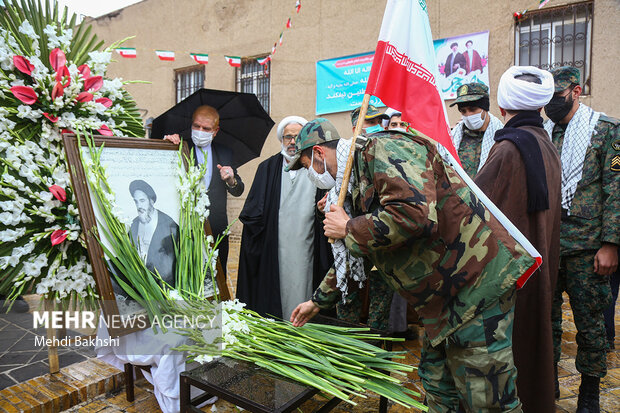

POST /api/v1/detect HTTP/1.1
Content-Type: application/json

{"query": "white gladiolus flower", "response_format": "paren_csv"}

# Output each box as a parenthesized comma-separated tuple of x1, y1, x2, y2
(18, 20, 39, 39)
(0, 228, 26, 242)
(194, 354, 214, 364)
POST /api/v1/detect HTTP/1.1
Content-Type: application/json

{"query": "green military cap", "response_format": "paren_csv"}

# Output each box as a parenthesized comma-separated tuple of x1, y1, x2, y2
(350, 105, 389, 127)
(449, 82, 489, 107)
(286, 118, 341, 171)
(550, 66, 580, 92)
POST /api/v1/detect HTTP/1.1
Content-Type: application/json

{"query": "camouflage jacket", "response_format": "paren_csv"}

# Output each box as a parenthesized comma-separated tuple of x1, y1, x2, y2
(550, 114, 620, 254)
(312, 130, 535, 346)
(457, 127, 484, 177)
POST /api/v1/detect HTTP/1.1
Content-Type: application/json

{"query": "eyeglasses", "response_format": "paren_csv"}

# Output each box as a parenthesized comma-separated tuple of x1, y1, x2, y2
(282, 134, 297, 143)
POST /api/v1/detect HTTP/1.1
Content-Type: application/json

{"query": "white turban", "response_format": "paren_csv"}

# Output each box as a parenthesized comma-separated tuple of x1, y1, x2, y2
(497, 66, 554, 111)
(277, 116, 308, 141)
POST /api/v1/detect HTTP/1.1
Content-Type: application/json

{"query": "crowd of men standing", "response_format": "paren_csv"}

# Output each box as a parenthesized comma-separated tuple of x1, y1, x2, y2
(163, 65, 617, 413)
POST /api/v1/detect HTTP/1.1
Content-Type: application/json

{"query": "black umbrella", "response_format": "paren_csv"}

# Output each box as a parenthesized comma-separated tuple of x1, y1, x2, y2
(151, 88, 274, 168)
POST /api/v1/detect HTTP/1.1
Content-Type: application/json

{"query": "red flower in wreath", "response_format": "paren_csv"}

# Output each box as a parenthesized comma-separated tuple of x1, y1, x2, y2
(13, 55, 34, 75)
(11, 85, 38, 104)
(51, 229, 68, 246)
(49, 185, 67, 202)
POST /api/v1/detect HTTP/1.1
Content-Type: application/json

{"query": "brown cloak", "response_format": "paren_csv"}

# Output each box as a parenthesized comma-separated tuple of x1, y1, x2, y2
(475, 123, 561, 413)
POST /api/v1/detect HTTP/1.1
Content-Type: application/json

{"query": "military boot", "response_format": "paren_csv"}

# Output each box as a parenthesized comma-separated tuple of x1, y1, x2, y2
(576, 374, 600, 413)
(554, 363, 560, 399)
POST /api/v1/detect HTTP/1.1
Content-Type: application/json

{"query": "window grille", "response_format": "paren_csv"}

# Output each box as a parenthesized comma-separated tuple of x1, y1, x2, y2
(236, 57, 270, 113)
(174, 66, 205, 103)
(515, 1, 593, 94)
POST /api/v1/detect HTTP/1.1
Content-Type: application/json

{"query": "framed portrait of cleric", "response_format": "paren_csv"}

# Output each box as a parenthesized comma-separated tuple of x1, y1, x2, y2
(63, 135, 230, 337)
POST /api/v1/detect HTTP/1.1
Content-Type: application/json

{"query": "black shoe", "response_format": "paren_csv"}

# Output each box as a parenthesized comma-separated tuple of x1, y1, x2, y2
(392, 327, 418, 340)
(554, 363, 560, 399)
(0, 295, 29, 313)
(576, 374, 600, 413)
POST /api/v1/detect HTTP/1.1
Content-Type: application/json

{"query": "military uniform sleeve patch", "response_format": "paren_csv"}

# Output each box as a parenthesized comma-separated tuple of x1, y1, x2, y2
(613, 140, 620, 151)
(612, 154, 620, 172)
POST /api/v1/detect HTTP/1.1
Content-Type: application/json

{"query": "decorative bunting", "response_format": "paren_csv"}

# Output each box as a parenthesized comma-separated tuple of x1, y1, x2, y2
(257, 56, 271, 65)
(107, 1, 304, 68)
(155, 50, 175, 61)
(116, 47, 137, 58)
(539, 0, 550, 8)
(190, 53, 209, 64)
(225, 55, 241, 67)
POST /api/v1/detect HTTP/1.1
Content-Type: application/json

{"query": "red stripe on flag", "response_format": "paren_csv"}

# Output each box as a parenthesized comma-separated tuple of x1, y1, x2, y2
(366, 40, 460, 163)
(516, 256, 542, 289)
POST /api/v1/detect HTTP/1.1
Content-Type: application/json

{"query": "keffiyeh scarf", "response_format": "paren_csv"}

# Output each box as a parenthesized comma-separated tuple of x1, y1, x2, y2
(324, 138, 366, 299)
(544, 103, 601, 212)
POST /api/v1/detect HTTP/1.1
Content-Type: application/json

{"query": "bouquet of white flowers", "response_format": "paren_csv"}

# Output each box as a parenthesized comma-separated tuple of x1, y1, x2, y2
(0, 0, 144, 309)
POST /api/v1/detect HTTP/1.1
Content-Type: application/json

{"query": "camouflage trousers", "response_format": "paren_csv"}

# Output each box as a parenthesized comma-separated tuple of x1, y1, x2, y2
(336, 270, 393, 331)
(552, 250, 612, 377)
(419, 287, 522, 413)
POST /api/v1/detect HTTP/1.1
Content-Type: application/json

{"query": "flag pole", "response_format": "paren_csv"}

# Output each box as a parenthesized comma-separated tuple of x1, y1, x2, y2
(328, 93, 371, 243)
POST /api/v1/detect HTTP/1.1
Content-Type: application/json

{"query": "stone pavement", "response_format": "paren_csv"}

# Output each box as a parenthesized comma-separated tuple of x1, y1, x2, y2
(53, 293, 620, 412)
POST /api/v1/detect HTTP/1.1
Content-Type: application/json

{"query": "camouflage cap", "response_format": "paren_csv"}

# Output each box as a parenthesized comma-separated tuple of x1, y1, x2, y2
(550, 66, 581, 92)
(449, 82, 489, 106)
(350, 105, 389, 127)
(285, 118, 341, 171)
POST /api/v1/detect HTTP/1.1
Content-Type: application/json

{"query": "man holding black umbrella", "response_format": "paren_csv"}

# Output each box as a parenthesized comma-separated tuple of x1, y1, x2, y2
(164, 105, 244, 275)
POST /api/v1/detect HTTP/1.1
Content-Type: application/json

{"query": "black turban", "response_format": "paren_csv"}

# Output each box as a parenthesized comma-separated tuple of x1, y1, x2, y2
(129, 179, 157, 202)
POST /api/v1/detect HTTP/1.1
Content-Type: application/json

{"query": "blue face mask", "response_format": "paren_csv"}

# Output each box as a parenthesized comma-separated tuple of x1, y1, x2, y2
(364, 124, 384, 134)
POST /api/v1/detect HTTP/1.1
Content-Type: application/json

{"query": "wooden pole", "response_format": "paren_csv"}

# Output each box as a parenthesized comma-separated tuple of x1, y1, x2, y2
(328, 93, 372, 243)
(45, 299, 59, 374)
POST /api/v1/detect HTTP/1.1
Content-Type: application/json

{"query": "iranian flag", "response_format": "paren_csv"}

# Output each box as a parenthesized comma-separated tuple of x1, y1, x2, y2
(539, 0, 550, 8)
(271, 43, 277, 55)
(191, 53, 209, 64)
(257, 56, 271, 65)
(116, 47, 136, 58)
(279, 32, 284, 46)
(295, 0, 301, 13)
(225, 55, 241, 67)
(286, 18, 292, 28)
(155, 50, 175, 61)
(366, 0, 542, 287)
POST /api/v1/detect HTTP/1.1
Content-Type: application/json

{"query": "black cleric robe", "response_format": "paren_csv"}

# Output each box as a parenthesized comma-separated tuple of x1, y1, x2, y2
(236, 153, 333, 318)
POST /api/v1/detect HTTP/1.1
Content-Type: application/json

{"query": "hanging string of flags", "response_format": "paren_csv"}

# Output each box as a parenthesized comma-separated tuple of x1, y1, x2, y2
(514, 0, 552, 21)
(113, 0, 302, 67)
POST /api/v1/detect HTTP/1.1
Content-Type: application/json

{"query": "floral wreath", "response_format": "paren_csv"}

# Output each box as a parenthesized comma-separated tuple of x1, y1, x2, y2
(0, 0, 144, 309)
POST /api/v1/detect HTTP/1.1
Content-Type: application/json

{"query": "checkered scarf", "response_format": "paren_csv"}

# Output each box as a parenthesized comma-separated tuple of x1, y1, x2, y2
(451, 113, 504, 172)
(324, 138, 366, 299)
(544, 103, 601, 212)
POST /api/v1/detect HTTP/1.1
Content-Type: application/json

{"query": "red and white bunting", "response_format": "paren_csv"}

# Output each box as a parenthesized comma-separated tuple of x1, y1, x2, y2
(115, 47, 136, 58)
(155, 50, 175, 61)
(257, 56, 271, 65)
(190, 53, 209, 64)
(296, 0, 301, 13)
(286, 18, 292, 28)
(225, 55, 241, 67)
(279, 32, 284, 46)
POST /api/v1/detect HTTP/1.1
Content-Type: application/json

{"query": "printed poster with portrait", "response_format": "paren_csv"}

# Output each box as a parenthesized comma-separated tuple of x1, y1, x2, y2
(434, 31, 490, 100)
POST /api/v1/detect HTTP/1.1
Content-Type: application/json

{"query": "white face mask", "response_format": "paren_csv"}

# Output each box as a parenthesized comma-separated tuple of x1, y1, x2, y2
(191, 129, 213, 147)
(280, 143, 295, 162)
(462, 111, 486, 131)
(307, 151, 336, 189)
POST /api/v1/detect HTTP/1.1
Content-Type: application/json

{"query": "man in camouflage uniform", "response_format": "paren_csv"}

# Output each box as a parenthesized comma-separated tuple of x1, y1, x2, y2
(449, 82, 504, 177)
(288, 118, 538, 412)
(545, 66, 619, 413)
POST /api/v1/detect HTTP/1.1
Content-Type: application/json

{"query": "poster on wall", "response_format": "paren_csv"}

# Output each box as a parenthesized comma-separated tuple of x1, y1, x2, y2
(434, 31, 490, 100)
(316, 52, 385, 115)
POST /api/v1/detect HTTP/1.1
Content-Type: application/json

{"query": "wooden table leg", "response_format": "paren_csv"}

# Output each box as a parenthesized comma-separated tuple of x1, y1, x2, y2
(124, 363, 135, 402)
